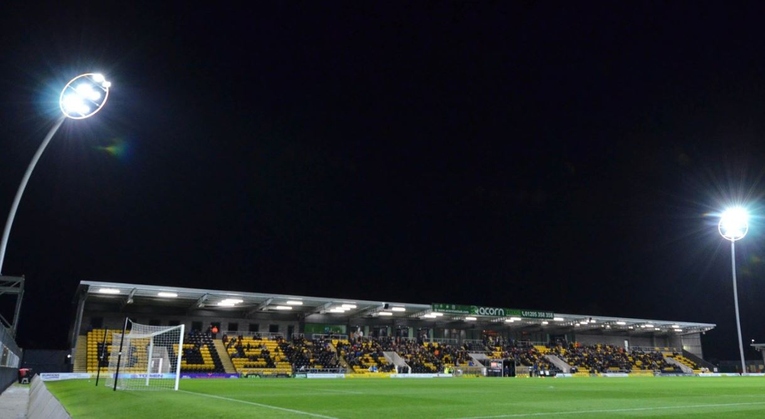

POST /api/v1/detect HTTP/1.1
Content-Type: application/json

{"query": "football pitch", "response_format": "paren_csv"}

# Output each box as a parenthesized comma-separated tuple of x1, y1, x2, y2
(46, 376, 765, 418)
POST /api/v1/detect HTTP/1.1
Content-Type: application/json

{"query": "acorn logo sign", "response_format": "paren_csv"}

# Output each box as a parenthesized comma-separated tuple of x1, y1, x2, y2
(470, 306, 505, 316)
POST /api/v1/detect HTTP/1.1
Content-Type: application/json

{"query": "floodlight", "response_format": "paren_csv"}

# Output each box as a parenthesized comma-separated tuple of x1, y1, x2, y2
(158, 292, 177, 298)
(391, 306, 406, 312)
(59, 73, 110, 119)
(719, 207, 749, 241)
(221, 298, 243, 304)
(98, 288, 120, 294)
(465, 316, 477, 321)
(217, 298, 243, 307)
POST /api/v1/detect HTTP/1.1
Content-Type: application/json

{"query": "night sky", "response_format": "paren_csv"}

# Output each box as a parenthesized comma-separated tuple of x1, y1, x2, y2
(2, 2, 765, 362)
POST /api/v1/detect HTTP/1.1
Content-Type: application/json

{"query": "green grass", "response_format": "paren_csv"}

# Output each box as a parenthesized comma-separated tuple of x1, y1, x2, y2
(45, 376, 765, 419)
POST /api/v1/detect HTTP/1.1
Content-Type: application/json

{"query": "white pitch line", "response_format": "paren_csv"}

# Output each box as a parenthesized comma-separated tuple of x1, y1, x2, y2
(179, 390, 340, 419)
(450, 401, 765, 419)
(311, 388, 365, 395)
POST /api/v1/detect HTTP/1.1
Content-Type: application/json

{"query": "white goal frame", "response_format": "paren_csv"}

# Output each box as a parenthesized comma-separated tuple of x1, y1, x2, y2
(105, 318, 185, 391)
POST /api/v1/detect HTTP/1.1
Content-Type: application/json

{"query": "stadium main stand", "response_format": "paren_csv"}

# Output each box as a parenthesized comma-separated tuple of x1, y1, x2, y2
(71, 281, 719, 377)
(83, 325, 707, 379)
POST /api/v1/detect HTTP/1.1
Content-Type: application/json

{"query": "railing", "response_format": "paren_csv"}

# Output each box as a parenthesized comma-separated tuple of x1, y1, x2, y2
(431, 338, 459, 345)
(631, 346, 678, 353)
(294, 367, 347, 374)
(221, 331, 285, 340)
(311, 334, 349, 341)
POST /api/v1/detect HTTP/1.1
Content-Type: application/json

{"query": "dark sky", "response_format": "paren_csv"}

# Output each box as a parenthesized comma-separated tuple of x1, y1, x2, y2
(2, 2, 765, 361)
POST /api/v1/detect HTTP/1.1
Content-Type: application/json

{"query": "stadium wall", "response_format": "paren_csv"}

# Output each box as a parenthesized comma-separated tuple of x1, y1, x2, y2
(0, 368, 17, 394)
(22, 350, 71, 374)
(0, 325, 22, 393)
(680, 334, 704, 358)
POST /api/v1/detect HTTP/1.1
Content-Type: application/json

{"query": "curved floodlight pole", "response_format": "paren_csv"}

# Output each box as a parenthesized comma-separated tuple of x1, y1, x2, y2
(718, 207, 749, 376)
(0, 116, 66, 274)
(0, 73, 110, 275)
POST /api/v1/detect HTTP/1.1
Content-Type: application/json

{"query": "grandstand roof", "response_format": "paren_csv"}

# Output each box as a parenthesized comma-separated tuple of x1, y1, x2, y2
(77, 281, 715, 336)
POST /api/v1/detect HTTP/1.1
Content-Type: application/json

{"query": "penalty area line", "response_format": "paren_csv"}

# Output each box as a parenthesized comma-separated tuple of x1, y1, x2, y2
(450, 401, 765, 419)
(179, 390, 340, 419)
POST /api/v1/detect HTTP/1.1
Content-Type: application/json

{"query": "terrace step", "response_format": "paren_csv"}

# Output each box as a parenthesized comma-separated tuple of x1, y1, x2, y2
(213, 339, 236, 373)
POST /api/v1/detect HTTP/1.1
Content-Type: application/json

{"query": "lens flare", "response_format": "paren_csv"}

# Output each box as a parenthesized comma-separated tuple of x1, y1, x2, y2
(97, 138, 131, 160)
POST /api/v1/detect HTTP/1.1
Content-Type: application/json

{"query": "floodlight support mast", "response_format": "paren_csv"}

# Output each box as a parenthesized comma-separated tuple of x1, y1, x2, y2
(0, 72, 110, 276)
(730, 241, 747, 375)
(0, 116, 66, 275)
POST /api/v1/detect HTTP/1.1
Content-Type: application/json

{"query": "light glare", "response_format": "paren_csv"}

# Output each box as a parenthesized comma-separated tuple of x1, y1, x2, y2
(98, 288, 120, 294)
(59, 73, 110, 119)
(719, 207, 749, 241)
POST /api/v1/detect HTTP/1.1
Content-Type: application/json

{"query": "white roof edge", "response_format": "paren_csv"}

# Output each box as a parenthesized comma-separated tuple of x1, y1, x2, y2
(79, 281, 714, 327)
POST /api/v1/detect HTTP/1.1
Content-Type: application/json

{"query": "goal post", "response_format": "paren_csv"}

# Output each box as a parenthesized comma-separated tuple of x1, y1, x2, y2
(105, 318, 185, 391)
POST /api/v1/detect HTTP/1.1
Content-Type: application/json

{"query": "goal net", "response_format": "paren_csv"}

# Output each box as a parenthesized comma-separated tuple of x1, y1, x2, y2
(105, 319, 184, 391)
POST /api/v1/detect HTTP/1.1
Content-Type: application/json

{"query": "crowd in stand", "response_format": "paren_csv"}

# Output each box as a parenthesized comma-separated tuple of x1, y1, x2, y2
(336, 337, 396, 372)
(180, 331, 681, 376)
(281, 336, 341, 370)
(548, 343, 633, 373)
(545, 342, 678, 373)
(224, 334, 277, 367)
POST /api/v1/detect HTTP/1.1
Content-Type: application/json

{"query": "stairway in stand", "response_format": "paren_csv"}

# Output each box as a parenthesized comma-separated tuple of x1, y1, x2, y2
(212, 339, 237, 374)
(73, 338, 88, 372)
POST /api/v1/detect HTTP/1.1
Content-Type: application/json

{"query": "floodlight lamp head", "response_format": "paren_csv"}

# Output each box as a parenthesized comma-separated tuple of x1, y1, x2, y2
(719, 207, 749, 242)
(59, 73, 111, 119)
